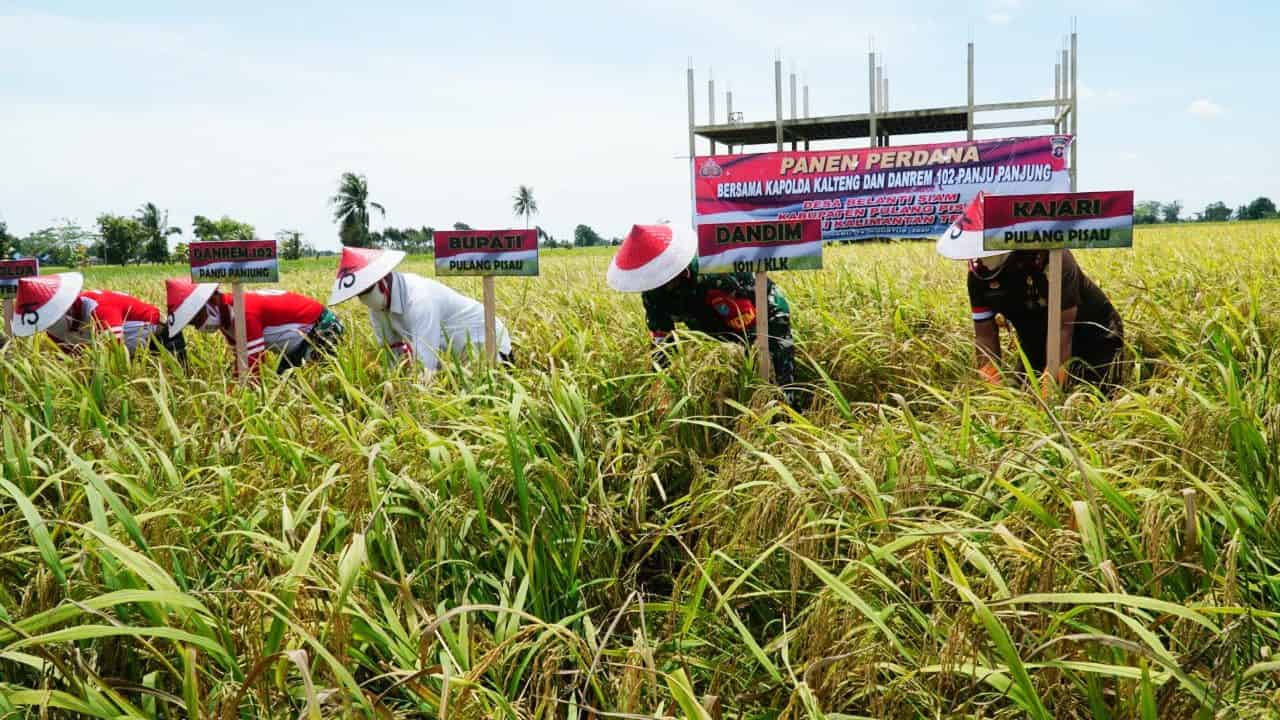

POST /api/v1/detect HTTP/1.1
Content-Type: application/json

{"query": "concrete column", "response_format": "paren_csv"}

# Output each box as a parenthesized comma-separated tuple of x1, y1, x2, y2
(789, 69, 798, 150)
(868, 51, 877, 147)
(686, 63, 696, 229)
(966, 42, 975, 140)
(1070, 31, 1078, 191)
(774, 57, 783, 150)
(725, 88, 734, 154)
(707, 74, 716, 154)
(803, 84, 810, 150)
(1054, 62, 1062, 133)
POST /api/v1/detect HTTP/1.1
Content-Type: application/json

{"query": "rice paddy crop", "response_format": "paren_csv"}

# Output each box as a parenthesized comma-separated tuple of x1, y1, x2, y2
(3, 220, 1280, 718)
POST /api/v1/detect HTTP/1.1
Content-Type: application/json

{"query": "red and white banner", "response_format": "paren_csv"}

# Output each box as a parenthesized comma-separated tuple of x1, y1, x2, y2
(696, 135, 1072, 242)
(696, 220, 822, 274)
(434, 229, 538, 276)
(983, 191, 1134, 250)
(0, 258, 39, 299)
(189, 241, 279, 283)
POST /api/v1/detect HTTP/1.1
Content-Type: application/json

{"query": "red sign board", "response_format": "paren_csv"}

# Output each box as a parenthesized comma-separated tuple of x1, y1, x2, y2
(983, 191, 1134, 250)
(696, 219, 823, 274)
(0, 258, 39, 299)
(434, 229, 539, 276)
(188, 241, 279, 283)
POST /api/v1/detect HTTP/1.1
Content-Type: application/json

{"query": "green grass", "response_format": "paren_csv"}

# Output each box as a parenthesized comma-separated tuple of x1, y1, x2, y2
(3, 222, 1280, 718)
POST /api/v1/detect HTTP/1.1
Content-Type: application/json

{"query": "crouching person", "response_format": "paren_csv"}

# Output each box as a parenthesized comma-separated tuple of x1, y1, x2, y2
(14, 272, 187, 363)
(327, 247, 513, 374)
(606, 224, 796, 404)
(937, 210, 1125, 391)
(165, 278, 343, 377)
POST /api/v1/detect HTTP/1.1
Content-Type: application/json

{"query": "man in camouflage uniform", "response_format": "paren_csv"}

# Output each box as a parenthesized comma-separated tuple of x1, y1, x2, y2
(640, 258, 794, 386)
(607, 224, 796, 401)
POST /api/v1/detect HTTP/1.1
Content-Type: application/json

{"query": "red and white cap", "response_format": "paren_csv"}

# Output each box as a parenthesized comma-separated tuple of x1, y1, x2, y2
(936, 192, 1006, 261)
(165, 278, 219, 337)
(607, 224, 696, 293)
(328, 246, 406, 305)
(13, 272, 83, 336)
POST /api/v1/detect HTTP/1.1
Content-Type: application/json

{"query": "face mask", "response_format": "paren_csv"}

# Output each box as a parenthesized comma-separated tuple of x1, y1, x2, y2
(969, 253, 1011, 279)
(981, 253, 1010, 271)
(198, 303, 221, 332)
(360, 276, 391, 311)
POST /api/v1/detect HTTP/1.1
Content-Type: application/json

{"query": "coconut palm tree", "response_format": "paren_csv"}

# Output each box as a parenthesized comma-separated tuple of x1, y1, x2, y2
(330, 172, 385, 248)
(512, 185, 538, 228)
(136, 203, 182, 263)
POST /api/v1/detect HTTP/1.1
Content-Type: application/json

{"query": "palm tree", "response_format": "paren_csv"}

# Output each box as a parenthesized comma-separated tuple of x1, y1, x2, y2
(330, 172, 385, 248)
(512, 185, 538, 228)
(275, 229, 303, 260)
(136, 203, 182, 264)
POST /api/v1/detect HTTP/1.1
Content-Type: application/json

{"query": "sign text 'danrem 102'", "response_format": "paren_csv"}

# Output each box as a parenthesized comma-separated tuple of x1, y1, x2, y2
(188, 241, 279, 283)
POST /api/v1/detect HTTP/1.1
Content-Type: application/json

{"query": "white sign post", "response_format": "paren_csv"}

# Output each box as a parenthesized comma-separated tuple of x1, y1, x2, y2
(754, 273, 769, 379)
(482, 275, 497, 364)
(188, 240, 279, 380)
(433, 229, 539, 366)
(0, 259, 40, 342)
(231, 283, 249, 376)
(982, 191, 1135, 386)
(696, 220, 823, 381)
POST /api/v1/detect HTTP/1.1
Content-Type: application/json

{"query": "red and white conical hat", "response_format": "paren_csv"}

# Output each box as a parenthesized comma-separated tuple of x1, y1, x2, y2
(607, 224, 696, 293)
(13, 272, 83, 336)
(328, 246, 406, 305)
(936, 192, 1006, 260)
(165, 278, 219, 337)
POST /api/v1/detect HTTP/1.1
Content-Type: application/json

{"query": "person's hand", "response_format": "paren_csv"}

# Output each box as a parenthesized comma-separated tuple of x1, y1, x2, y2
(645, 377, 671, 414)
(1039, 366, 1068, 399)
(979, 363, 1001, 385)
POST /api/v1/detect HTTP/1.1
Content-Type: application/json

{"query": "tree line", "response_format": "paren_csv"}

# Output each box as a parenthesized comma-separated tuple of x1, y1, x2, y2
(1135, 196, 1277, 224)
(368, 222, 618, 252)
(0, 208, 316, 267)
(353, 178, 620, 252)
(6, 171, 654, 266)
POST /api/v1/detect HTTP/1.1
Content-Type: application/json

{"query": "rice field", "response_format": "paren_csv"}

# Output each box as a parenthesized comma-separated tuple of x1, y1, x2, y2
(2, 220, 1280, 719)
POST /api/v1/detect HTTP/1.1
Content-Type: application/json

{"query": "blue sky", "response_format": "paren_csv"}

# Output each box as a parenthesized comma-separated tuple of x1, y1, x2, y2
(2, 0, 1276, 249)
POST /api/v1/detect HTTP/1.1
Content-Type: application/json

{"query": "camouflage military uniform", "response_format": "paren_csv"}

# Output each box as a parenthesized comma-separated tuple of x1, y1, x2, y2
(640, 262, 794, 386)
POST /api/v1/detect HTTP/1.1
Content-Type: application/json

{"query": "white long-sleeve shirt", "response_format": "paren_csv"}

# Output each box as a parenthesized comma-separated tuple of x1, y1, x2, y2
(368, 272, 512, 370)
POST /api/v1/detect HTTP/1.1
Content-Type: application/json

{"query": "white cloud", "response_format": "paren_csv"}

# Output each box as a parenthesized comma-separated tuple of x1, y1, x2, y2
(1078, 85, 1138, 106)
(987, 0, 1019, 25)
(0, 12, 694, 249)
(1187, 99, 1225, 118)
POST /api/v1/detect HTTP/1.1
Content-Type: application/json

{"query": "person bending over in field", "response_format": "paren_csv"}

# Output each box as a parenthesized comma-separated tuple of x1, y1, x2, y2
(937, 212, 1124, 391)
(606, 224, 796, 404)
(12, 272, 187, 363)
(326, 246, 513, 373)
(165, 278, 343, 377)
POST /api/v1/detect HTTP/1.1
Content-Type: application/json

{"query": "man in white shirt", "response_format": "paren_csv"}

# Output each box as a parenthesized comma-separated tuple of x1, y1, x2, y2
(327, 246, 512, 371)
